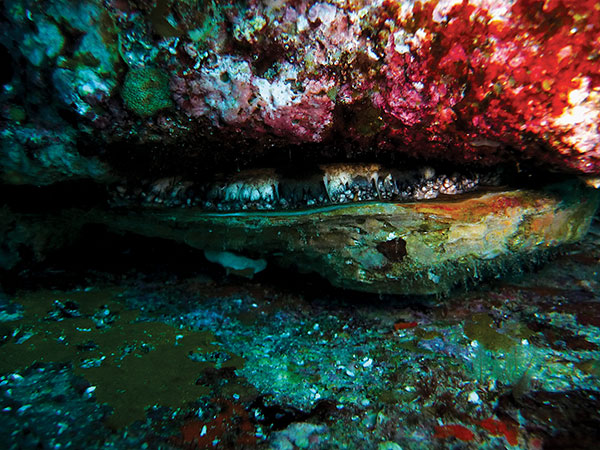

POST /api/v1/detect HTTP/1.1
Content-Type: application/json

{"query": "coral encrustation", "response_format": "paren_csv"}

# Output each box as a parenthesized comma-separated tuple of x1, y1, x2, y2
(162, 0, 600, 172)
(4, 0, 600, 187)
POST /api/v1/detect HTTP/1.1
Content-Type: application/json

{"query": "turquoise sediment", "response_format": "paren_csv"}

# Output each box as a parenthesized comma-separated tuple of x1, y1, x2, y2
(96, 179, 600, 295)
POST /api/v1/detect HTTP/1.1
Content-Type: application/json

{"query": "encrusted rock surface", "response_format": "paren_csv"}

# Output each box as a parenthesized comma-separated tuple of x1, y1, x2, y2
(2, 0, 600, 185)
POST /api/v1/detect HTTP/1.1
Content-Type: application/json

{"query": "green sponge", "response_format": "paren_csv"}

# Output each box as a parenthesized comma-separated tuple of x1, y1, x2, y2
(121, 67, 173, 117)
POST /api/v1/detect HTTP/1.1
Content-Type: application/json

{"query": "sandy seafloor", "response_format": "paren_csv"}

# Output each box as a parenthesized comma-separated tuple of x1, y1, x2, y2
(1, 215, 599, 450)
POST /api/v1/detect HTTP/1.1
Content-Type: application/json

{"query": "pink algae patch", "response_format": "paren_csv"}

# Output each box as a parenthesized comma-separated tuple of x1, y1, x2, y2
(379, 0, 600, 171)
(478, 417, 519, 445)
(434, 424, 475, 441)
(393, 321, 418, 331)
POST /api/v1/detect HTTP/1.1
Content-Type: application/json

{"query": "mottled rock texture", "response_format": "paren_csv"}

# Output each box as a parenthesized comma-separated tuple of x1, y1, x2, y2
(2, 0, 600, 185)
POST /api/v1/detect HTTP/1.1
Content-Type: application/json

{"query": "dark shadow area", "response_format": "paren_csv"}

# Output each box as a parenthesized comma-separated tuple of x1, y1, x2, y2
(496, 389, 600, 450)
(0, 219, 432, 309)
(0, 224, 218, 293)
(0, 180, 108, 213)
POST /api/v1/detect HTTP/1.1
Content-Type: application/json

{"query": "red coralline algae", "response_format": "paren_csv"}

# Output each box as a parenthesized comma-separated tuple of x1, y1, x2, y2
(375, 0, 600, 171)
(435, 418, 519, 444)
(393, 321, 419, 330)
(434, 423, 475, 441)
(168, 0, 600, 172)
(478, 417, 519, 445)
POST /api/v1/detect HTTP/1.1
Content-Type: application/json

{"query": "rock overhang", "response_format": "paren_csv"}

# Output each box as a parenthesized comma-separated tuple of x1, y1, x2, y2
(2, 0, 600, 186)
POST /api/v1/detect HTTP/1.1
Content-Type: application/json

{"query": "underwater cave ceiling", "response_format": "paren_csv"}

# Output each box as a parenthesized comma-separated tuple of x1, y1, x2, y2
(1, 0, 600, 294)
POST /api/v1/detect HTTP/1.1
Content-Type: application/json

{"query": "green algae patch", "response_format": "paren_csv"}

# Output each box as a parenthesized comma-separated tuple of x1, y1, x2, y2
(150, 0, 183, 38)
(78, 322, 213, 428)
(463, 314, 517, 351)
(121, 67, 173, 117)
(0, 288, 231, 428)
(414, 328, 442, 340)
(576, 360, 600, 377)
(463, 313, 537, 352)
(13, 287, 124, 319)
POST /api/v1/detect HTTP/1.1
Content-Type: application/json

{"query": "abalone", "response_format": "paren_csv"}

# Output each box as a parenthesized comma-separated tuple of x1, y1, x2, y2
(99, 168, 599, 295)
